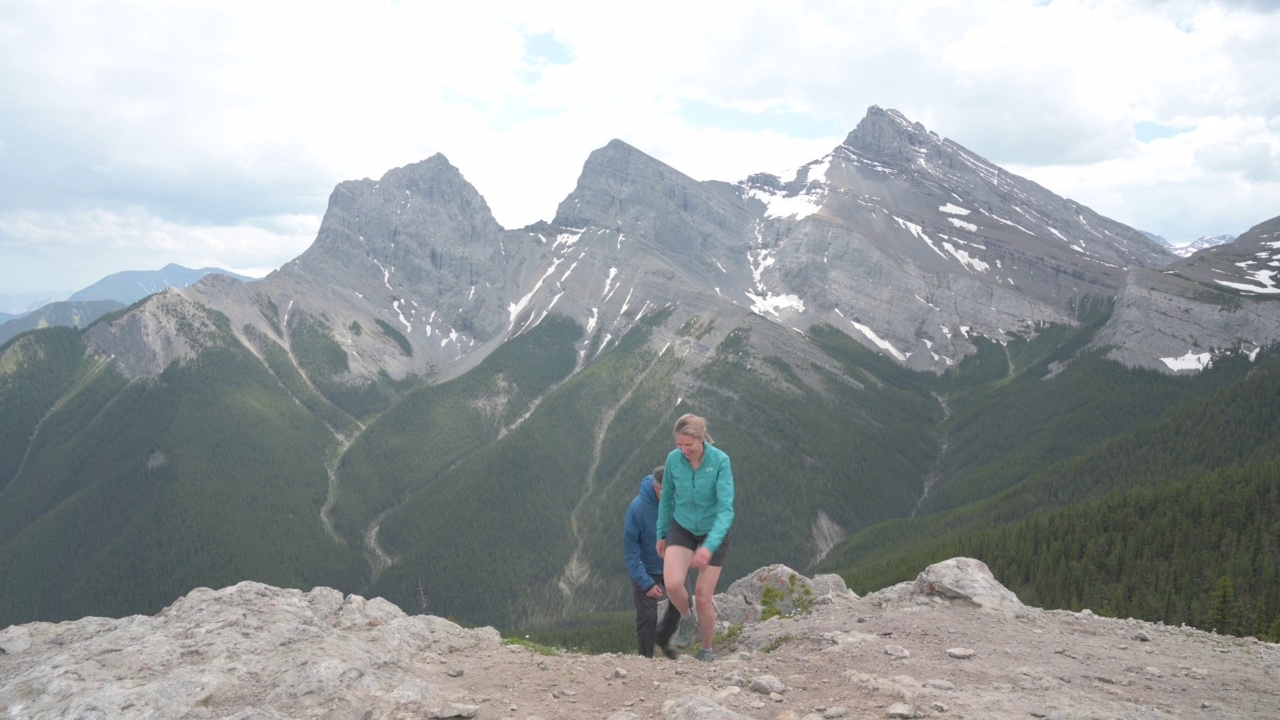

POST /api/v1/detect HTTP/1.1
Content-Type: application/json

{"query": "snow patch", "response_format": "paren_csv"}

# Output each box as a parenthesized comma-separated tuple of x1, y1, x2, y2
(1160, 351, 1212, 372)
(851, 321, 906, 362)
(942, 241, 990, 273)
(747, 187, 824, 220)
(507, 257, 564, 327)
(747, 291, 805, 318)
(602, 267, 619, 300)
(1216, 268, 1280, 294)
(893, 216, 947, 260)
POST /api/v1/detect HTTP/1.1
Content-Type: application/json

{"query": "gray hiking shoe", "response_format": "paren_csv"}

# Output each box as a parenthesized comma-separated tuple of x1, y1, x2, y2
(695, 648, 716, 662)
(672, 613, 699, 649)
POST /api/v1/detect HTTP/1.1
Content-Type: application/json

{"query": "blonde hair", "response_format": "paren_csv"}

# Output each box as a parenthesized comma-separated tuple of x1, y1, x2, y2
(673, 413, 713, 444)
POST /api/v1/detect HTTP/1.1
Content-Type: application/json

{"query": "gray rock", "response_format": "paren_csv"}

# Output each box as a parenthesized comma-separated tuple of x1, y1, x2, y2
(885, 702, 917, 718)
(749, 675, 787, 694)
(663, 695, 753, 719)
(0, 582, 500, 719)
(911, 557, 1025, 613)
(885, 644, 911, 659)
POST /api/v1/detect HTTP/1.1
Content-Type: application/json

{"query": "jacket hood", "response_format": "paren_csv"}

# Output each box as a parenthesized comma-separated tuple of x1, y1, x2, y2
(637, 474, 658, 506)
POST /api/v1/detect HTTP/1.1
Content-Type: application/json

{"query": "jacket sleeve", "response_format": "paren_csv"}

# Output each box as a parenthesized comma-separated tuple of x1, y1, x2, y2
(702, 452, 735, 553)
(623, 505, 654, 590)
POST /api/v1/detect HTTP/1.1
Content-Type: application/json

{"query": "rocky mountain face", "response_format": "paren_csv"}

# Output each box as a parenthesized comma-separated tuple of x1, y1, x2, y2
(80, 106, 1276, 385)
(1096, 217, 1280, 371)
(4, 559, 1276, 719)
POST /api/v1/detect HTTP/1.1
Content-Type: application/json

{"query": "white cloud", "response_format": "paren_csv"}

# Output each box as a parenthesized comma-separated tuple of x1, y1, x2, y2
(0, 0, 1277, 293)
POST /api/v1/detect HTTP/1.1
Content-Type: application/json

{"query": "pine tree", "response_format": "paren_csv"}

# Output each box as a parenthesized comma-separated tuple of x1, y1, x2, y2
(1206, 576, 1236, 634)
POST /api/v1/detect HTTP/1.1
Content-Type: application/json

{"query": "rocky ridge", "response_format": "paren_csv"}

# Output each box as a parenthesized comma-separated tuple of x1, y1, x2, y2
(77, 106, 1280, 386)
(1096, 216, 1280, 372)
(3, 558, 1277, 719)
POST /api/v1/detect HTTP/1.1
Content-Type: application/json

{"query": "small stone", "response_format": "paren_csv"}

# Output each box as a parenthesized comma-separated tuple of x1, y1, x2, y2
(770, 691, 785, 702)
(750, 675, 787, 694)
(446, 667, 464, 677)
(946, 647, 974, 659)
(1144, 666, 1163, 677)
(823, 707, 849, 718)
(427, 703, 479, 719)
(930, 702, 949, 713)
(885, 644, 910, 659)
(1134, 630, 1152, 642)
(885, 702, 916, 718)
(611, 667, 627, 679)
(725, 671, 748, 687)
(714, 686, 741, 701)
(924, 679, 954, 691)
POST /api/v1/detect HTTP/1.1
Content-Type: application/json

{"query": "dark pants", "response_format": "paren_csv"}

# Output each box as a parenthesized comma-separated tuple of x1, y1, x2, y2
(631, 574, 665, 658)
(655, 599, 682, 649)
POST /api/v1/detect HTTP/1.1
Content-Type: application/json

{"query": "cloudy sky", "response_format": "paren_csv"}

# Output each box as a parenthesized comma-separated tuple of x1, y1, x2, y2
(2, 0, 1278, 299)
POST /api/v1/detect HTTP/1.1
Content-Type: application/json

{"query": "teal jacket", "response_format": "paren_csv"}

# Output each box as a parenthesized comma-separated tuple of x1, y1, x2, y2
(656, 441, 734, 553)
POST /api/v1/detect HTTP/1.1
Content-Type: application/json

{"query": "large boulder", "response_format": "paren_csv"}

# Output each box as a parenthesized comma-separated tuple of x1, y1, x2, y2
(714, 565, 856, 626)
(864, 557, 1026, 614)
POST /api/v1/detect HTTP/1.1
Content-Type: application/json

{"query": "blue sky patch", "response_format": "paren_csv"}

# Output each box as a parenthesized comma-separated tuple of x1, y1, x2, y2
(1135, 121, 1193, 142)
(523, 31, 574, 66)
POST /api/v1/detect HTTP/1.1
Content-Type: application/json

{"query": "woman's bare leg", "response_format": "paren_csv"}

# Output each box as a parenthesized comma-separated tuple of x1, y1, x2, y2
(695, 564, 723, 649)
(662, 545, 695, 617)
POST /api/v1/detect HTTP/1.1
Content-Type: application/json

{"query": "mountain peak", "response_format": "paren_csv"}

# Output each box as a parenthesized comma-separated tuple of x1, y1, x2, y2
(842, 105, 940, 160)
(552, 138, 700, 230)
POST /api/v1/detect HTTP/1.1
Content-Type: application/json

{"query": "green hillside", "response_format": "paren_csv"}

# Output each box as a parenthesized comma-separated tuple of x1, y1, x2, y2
(818, 345, 1280, 639)
(0, 320, 366, 625)
(1, 302, 1275, 642)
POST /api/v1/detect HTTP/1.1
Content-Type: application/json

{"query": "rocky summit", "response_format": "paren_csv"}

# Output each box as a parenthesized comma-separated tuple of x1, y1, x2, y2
(3, 559, 1277, 719)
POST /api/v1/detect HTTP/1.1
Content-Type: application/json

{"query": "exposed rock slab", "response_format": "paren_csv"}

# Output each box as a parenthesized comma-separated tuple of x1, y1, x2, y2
(5, 560, 1278, 719)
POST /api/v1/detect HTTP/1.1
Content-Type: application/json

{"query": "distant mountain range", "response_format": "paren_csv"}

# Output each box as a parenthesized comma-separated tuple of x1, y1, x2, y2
(0, 264, 253, 347)
(1173, 234, 1236, 258)
(1143, 231, 1236, 258)
(1, 107, 1277, 639)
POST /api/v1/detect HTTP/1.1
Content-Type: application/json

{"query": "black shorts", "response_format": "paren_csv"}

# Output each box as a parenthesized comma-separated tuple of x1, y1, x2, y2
(666, 520, 730, 567)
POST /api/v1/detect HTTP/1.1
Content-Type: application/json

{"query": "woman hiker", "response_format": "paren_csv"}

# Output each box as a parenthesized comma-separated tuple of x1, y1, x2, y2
(654, 413, 735, 662)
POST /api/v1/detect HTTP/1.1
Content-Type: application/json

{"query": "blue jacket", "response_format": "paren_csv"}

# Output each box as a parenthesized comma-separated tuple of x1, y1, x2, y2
(657, 442, 734, 553)
(623, 474, 664, 591)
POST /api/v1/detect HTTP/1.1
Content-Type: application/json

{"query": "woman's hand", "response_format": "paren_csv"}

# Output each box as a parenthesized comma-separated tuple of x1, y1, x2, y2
(689, 546, 712, 569)
(656, 539, 666, 558)
(645, 585, 664, 599)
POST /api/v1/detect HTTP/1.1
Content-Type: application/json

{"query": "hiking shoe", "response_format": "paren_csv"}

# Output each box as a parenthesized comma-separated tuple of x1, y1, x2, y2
(658, 642, 678, 660)
(695, 648, 715, 662)
(672, 613, 699, 649)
